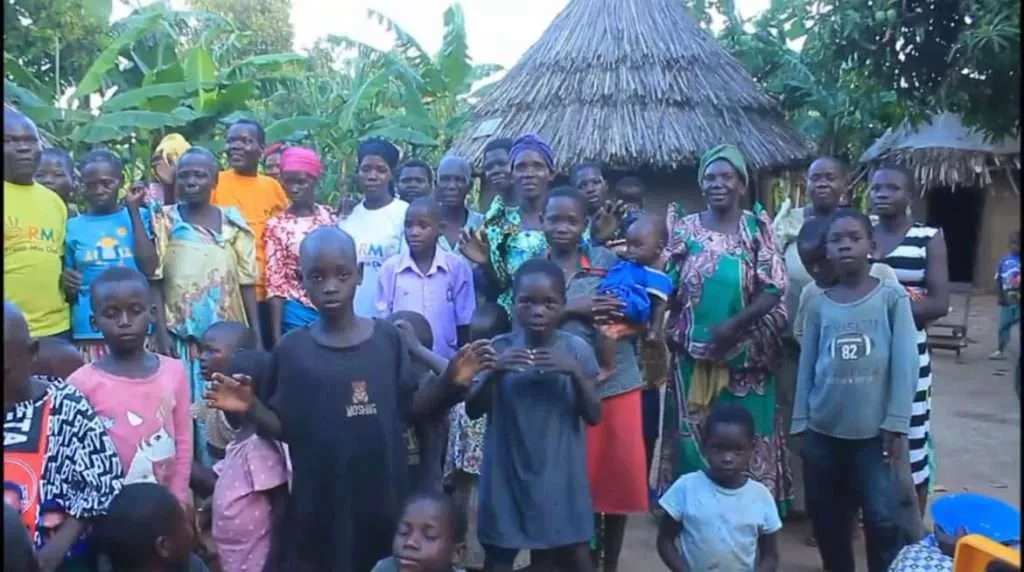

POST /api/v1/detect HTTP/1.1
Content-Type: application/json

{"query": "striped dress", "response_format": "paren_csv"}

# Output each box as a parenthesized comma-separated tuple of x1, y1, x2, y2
(878, 223, 936, 488)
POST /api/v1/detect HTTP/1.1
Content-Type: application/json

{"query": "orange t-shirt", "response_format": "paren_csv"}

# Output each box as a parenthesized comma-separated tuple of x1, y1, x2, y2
(210, 170, 289, 299)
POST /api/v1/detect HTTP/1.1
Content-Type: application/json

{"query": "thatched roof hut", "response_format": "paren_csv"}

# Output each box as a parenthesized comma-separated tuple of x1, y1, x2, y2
(859, 112, 1020, 193)
(451, 0, 812, 173)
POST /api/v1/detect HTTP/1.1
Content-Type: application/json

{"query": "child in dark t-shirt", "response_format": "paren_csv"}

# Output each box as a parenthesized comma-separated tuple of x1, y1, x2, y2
(204, 227, 495, 572)
(466, 258, 602, 572)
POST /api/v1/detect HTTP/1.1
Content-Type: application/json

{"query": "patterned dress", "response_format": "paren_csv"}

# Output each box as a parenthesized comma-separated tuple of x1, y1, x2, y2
(655, 205, 793, 511)
(480, 195, 548, 313)
(264, 205, 337, 332)
(877, 223, 938, 489)
(154, 204, 257, 464)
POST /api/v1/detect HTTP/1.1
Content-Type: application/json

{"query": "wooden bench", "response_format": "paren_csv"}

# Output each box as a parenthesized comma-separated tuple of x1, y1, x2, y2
(927, 282, 974, 361)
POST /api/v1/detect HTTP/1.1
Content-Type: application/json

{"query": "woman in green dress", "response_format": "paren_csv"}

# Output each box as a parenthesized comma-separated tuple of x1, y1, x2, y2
(654, 144, 793, 512)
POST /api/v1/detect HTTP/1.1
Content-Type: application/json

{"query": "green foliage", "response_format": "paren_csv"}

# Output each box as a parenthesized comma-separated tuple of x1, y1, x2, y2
(683, 0, 1019, 163)
(186, 0, 295, 59)
(3, 0, 113, 95)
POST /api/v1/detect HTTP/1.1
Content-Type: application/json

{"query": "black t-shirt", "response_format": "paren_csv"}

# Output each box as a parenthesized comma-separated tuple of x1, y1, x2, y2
(265, 320, 415, 572)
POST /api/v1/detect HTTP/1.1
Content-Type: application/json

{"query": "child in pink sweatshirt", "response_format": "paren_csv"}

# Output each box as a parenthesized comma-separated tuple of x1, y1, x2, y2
(67, 267, 193, 502)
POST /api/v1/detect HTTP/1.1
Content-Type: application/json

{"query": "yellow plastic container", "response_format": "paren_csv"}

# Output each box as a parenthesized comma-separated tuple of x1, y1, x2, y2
(953, 534, 1021, 571)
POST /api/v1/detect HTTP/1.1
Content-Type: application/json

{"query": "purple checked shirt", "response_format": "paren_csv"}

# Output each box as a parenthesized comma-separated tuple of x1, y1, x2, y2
(376, 247, 476, 359)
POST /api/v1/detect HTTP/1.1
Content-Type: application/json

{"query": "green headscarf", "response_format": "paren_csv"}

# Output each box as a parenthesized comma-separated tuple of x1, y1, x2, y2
(698, 144, 749, 188)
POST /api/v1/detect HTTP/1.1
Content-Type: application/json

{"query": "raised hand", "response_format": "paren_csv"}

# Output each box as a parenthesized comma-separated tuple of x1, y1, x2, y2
(447, 339, 497, 387)
(591, 200, 627, 243)
(204, 373, 255, 414)
(459, 228, 490, 265)
(125, 181, 148, 210)
(153, 157, 175, 185)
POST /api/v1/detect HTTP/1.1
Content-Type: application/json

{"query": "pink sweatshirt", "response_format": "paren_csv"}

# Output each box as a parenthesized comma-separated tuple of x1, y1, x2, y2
(67, 354, 193, 502)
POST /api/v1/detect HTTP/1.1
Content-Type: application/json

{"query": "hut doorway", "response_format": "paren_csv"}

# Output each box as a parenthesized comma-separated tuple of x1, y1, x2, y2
(925, 186, 984, 283)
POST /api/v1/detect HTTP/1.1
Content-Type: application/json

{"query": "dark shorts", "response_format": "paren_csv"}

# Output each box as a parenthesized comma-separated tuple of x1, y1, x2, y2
(257, 301, 274, 350)
(483, 545, 523, 566)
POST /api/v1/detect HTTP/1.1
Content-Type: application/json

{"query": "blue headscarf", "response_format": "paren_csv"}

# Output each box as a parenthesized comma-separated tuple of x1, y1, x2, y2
(357, 137, 401, 170)
(510, 133, 555, 172)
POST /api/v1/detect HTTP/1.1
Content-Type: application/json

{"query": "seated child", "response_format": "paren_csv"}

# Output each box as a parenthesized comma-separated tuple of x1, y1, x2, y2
(210, 349, 290, 572)
(657, 405, 781, 572)
(94, 482, 209, 572)
(371, 492, 468, 572)
(595, 214, 672, 374)
(387, 310, 451, 493)
(467, 259, 602, 572)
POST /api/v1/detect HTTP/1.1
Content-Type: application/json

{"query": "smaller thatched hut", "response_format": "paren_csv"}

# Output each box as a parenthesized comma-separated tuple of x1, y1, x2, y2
(860, 112, 1020, 288)
(451, 0, 812, 216)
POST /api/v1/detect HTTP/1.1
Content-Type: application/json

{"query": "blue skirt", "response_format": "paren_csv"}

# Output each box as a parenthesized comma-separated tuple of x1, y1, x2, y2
(282, 299, 319, 333)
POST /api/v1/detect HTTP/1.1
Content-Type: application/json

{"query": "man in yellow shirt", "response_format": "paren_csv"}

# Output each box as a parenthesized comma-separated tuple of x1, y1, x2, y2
(3, 109, 70, 338)
(210, 119, 289, 349)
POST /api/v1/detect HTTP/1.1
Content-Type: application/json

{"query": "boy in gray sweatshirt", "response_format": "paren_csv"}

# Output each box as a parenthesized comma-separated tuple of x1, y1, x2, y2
(791, 209, 919, 572)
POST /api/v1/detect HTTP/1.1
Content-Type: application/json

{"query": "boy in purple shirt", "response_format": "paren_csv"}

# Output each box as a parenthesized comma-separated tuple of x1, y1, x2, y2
(377, 197, 476, 359)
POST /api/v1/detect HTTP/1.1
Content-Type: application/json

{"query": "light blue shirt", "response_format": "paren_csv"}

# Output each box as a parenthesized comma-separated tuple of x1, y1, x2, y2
(658, 471, 782, 571)
(64, 207, 154, 340)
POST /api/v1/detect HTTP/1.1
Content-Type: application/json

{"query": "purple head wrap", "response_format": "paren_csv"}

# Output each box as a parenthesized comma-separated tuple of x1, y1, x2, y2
(510, 133, 555, 172)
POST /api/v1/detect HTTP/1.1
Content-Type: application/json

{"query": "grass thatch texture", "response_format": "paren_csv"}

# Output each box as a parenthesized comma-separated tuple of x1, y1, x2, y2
(867, 148, 1020, 193)
(451, 0, 812, 171)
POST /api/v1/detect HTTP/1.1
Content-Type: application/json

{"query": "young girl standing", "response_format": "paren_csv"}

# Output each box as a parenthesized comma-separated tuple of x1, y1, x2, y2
(67, 267, 192, 502)
(467, 258, 602, 572)
(792, 209, 920, 571)
(63, 150, 159, 362)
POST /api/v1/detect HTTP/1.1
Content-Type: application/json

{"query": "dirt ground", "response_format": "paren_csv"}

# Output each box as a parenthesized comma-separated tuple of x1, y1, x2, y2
(613, 294, 1021, 571)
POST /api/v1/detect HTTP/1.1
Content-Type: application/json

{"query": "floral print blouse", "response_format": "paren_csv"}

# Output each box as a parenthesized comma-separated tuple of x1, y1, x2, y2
(264, 205, 337, 308)
(480, 195, 548, 312)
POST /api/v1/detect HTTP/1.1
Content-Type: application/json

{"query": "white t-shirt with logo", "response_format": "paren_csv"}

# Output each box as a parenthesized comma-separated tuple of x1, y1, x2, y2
(338, 199, 409, 318)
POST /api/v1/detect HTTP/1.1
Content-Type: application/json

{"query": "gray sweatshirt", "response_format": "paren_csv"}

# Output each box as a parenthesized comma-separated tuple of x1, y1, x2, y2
(791, 280, 918, 439)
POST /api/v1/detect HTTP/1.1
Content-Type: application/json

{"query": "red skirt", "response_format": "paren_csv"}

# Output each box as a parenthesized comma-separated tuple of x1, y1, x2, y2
(586, 388, 650, 514)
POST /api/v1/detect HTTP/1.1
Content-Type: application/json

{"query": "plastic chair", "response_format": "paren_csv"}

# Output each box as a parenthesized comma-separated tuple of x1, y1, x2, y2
(953, 534, 1020, 571)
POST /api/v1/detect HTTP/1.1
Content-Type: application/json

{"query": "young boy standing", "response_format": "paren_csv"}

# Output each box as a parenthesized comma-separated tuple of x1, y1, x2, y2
(205, 226, 494, 571)
(991, 230, 1020, 360)
(377, 197, 476, 359)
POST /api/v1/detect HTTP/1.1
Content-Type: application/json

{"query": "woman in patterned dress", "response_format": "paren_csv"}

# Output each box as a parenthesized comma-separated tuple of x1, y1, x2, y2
(460, 134, 555, 314)
(654, 144, 793, 513)
(264, 147, 336, 344)
(870, 163, 950, 516)
(153, 147, 260, 465)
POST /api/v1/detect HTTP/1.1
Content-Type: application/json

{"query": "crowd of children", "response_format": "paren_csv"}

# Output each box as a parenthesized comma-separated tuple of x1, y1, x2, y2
(4, 105, 1010, 572)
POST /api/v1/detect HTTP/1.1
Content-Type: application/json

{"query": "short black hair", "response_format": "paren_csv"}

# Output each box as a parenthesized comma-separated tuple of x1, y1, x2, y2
(177, 146, 219, 170)
(470, 302, 510, 341)
(796, 215, 831, 251)
(78, 149, 124, 176)
(4, 504, 38, 572)
(90, 266, 150, 311)
(402, 490, 467, 544)
(627, 213, 667, 244)
(569, 161, 603, 185)
(870, 162, 917, 196)
(828, 207, 874, 240)
(40, 147, 75, 173)
(810, 155, 848, 174)
(705, 403, 755, 441)
(482, 138, 514, 155)
(544, 185, 587, 214)
(512, 258, 566, 301)
(94, 483, 185, 570)
(387, 310, 434, 348)
(203, 321, 257, 350)
(228, 119, 265, 146)
(615, 175, 646, 191)
(407, 197, 442, 220)
(226, 348, 271, 396)
(399, 159, 434, 181)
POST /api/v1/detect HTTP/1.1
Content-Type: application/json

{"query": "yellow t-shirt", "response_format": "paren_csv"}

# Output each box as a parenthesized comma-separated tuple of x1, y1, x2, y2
(210, 170, 289, 300)
(4, 181, 70, 336)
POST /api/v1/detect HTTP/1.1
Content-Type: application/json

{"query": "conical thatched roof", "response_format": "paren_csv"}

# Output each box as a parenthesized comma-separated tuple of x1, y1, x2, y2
(451, 0, 812, 172)
(859, 112, 1020, 191)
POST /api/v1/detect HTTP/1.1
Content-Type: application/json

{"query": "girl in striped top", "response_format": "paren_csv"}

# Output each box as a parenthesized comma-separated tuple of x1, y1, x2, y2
(870, 164, 951, 517)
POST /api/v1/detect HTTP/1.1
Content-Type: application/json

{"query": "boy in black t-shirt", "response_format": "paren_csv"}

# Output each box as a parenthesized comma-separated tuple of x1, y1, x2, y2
(205, 226, 494, 571)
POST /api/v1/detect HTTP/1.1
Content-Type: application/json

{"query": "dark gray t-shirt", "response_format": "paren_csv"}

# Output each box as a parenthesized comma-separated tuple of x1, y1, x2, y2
(476, 330, 599, 549)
